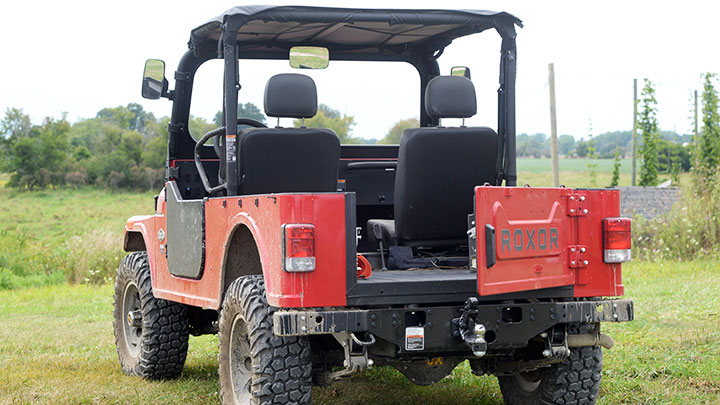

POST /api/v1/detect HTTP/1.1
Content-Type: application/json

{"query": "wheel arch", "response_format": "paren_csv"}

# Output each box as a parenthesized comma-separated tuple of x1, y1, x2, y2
(123, 231, 147, 252)
(220, 222, 264, 303)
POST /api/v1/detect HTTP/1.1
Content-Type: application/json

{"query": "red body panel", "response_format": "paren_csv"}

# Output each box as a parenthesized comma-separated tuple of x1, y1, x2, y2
(126, 184, 347, 309)
(475, 186, 624, 297)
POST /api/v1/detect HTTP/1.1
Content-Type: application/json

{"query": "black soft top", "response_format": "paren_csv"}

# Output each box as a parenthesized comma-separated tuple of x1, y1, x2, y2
(190, 5, 522, 54)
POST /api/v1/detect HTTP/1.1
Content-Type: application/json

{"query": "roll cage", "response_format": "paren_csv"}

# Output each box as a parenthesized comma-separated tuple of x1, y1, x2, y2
(165, 6, 523, 195)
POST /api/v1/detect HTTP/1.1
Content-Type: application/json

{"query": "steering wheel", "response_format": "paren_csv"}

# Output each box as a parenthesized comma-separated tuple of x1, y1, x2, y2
(212, 118, 267, 158)
(195, 118, 267, 195)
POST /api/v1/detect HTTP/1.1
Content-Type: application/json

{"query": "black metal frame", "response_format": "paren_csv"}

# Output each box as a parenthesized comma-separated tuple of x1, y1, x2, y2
(165, 7, 521, 193)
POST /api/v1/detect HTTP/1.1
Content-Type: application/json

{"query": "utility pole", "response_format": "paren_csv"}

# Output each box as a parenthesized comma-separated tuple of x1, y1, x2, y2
(631, 79, 638, 186)
(548, 63, 559, 187)
(694, 90, 699, 139)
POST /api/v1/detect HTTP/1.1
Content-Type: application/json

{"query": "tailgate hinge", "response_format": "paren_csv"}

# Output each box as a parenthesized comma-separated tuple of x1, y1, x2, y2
(568, 245, 588, 268)
(566, 193, 588, 216)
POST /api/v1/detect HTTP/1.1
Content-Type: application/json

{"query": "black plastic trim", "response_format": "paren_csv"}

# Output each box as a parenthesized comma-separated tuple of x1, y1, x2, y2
(345, 192, 358, 294)
(485, 224, 496, 268)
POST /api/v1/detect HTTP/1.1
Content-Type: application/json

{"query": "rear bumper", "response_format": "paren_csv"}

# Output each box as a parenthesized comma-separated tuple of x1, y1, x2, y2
(274, 299, 633, 353)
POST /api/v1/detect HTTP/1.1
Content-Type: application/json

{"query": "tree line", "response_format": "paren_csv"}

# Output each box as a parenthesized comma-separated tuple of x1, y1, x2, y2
(1, 72, 718, 190)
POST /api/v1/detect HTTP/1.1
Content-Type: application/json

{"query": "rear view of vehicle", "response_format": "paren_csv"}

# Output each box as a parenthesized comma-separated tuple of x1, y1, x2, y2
(114, 6, 633, 404)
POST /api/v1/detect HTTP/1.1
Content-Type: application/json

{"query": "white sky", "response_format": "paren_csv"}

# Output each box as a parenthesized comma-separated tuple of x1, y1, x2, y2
(1, 1, 718, 140)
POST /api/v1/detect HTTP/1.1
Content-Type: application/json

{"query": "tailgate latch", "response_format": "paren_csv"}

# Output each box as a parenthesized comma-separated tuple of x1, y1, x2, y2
(567, 193, 588, 216)
(568, 245, 588, 268)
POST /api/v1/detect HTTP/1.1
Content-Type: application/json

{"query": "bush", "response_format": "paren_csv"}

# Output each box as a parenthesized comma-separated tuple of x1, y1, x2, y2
(634, 178, 720, 260)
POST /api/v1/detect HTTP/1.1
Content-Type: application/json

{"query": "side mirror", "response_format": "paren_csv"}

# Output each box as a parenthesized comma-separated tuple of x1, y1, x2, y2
(142, 59, 167, 99)
(451, 66, 471, 80)
(289, 46, 329, 69)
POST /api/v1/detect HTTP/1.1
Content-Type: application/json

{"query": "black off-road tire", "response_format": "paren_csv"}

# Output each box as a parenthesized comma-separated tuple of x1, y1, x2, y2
(113, 252, 190, 379)
(218, 275, 312, 405)
(498, 327, 603, 405)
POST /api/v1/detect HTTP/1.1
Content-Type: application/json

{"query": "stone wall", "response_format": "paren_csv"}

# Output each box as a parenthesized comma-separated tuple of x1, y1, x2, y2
(616, 186, 681, 219)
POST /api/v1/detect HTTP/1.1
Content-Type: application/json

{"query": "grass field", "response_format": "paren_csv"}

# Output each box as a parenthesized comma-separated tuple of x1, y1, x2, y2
(0, 160, 710, 403)
(0, 187, 154, 288)
(0, 261, 717, 404)
(516, 158, 683, 188)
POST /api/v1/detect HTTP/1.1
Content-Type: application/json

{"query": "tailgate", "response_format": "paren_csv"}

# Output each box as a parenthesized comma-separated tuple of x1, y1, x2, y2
(472, 186, 624, 297)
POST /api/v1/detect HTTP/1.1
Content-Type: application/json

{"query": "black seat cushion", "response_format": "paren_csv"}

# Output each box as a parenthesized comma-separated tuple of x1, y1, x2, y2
(424, 76, 477, 119)
(237, 127, 340, 195)
(264, 73, 318, 118)
(394, 126, 498, 243)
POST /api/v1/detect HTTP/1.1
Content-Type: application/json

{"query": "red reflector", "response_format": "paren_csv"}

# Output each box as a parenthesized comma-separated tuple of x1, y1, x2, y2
(283, 224, 316, 272)
(285, 224, 315, 257)
(604, 218, 631, 250)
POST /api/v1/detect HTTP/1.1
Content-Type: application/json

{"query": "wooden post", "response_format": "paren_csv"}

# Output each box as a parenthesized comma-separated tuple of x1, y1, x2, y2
(631, 79, 638, 186)
(548, 63, 559, 187)
(694, 90, 699, 139)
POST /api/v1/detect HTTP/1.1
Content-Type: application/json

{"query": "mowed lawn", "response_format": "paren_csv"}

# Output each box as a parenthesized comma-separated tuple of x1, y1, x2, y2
(0, 261, 718, 404)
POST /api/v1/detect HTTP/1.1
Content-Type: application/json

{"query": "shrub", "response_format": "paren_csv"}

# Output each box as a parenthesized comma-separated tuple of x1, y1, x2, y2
(633, 177, 720, 260)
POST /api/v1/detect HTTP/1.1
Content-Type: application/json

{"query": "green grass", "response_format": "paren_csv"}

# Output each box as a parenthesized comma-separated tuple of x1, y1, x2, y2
(0, 261, 717, 404)
(516, 157, 685, 188)
(0, 187, 154, 289)
(518, 158, 634, 174)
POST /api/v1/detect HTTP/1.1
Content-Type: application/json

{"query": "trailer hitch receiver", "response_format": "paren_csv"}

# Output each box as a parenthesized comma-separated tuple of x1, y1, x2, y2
(454, 297, 487, 357)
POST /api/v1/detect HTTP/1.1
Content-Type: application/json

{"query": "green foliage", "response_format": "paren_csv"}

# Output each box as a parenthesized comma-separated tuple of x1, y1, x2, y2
(294, 104, 359, 143)
(377, 117, 419, 144)
(0, 107, 32, 139)
(610, 146, 621, 187)
(638, 79, 660, 186)
(4, 116, 71, 190)
(189, 116, 216, 140)
(693, 73, 720, 191)
(658, 138, 691, 173)
(574, 140, 588, 157)
(633, 180, 720, 261)
(671, 154, 681, 184)
(516, 133, 550, 157)
(557, 134, 575, 155)
(213, 102, 267, 126)
(1, 104, 172, 191)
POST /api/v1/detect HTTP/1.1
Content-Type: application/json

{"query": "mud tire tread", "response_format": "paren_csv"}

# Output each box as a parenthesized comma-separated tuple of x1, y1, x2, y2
(113, 252, 190, 379)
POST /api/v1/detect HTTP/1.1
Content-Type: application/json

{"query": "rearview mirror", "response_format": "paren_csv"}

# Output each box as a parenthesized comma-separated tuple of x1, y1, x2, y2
(289, 46, 329, 69)
(451, 66, 471, 79)
(142, 59, 167, 99)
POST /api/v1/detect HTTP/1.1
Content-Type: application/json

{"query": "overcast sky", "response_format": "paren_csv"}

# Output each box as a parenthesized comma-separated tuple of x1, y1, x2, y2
(1, 1, 718, 141)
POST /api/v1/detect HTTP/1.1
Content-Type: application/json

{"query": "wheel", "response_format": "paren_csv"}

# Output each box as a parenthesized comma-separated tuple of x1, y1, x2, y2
(218, 275, 312, 404)
(498, 328, 603, 405)
(113, 252, 190, 379)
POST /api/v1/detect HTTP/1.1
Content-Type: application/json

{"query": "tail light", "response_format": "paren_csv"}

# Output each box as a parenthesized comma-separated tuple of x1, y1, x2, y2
(603, 217, 631, 263)
(282, 224, 316, 272)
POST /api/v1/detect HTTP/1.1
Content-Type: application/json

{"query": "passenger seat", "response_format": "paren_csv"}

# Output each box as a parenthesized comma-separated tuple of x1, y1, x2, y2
(368, 75, 499, 248)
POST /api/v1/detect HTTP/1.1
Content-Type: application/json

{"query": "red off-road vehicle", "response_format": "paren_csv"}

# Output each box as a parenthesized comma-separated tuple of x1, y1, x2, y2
(114, 6, 633, 404)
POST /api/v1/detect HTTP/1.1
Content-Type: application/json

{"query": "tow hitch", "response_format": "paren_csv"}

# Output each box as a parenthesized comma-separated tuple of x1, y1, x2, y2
(454, 297, 487, 357)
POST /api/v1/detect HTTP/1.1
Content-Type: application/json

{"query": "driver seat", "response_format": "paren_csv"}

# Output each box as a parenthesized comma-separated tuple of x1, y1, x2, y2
(237, 74, 341, 195)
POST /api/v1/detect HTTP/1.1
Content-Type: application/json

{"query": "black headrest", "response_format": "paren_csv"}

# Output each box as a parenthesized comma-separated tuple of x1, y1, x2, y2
(424, 76, 477, 119)
(264, 73, 318, 118)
